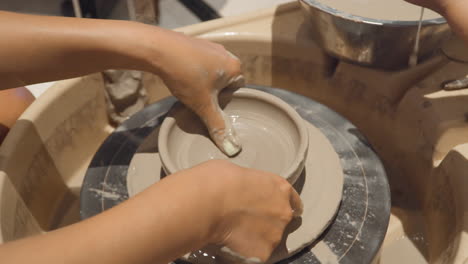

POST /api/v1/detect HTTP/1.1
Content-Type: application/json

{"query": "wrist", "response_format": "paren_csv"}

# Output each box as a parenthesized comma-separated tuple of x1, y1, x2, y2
(115, 22, 175, 76)
(163, 160, 235, 246)
(195, 160, 231, 244)
(94, 20, 159, 72)
(196, 160, 241, 245)
(126, 25, 200, 80)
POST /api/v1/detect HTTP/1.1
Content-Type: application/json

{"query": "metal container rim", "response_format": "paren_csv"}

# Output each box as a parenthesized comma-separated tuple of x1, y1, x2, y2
(300, 0, 447, 26)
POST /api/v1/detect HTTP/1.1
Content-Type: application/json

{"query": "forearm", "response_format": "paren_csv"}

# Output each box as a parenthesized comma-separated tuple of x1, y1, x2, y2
(0, 11, 161, 89)
(0, 168, 222, 264)
(441, 1, 468, 45)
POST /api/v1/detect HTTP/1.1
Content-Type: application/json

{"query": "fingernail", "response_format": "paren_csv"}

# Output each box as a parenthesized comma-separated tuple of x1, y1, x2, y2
(222, 133, 241, 157)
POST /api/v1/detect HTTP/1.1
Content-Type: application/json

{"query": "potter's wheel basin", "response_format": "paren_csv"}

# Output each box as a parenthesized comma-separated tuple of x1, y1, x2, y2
(81, 86, 388, 264)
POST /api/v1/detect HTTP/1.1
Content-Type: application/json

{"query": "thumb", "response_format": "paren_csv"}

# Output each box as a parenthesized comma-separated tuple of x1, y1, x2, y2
(194, 88, 242, 156)
(290, 187, 303, 217)
(199, 74, 245, 157)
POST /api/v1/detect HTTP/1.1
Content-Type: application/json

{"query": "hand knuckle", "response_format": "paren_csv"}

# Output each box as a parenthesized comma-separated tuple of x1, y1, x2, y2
(232, 57, 241, 69)
(222, 55, 240, 75)
(278, 179, 292, 193)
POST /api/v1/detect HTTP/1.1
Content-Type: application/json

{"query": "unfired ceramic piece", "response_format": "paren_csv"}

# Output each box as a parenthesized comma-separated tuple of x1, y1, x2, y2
(158, 88, 309, 184)
(127, 121, 344, 263)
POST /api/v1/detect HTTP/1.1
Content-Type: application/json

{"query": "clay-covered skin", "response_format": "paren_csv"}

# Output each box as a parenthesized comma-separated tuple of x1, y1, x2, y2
(405, 0, 468, 44)
(0, 11, 242, 156)
(149, 28, 245, 156)
(0, 87, 35, 143)
(0, 160, 302, 264)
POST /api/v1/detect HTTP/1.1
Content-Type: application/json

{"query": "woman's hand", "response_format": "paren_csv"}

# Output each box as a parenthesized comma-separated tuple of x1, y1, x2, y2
(0, 12, 243, 156)
(0, 160, 302, 264)
(143, 28, 244, 156)
(205, 160, 303, 262)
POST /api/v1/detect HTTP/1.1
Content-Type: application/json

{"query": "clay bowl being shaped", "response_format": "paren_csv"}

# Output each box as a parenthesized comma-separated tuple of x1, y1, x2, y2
(158, 88, 309, 184)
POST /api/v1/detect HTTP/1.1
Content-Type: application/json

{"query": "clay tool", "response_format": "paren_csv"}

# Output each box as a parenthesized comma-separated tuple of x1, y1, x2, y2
(409, 7, 425, 67)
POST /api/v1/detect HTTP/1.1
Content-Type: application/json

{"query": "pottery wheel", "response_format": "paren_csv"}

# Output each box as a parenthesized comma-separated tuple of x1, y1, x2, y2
(127, 112, 343, 264)
(81, 85, 391, 264)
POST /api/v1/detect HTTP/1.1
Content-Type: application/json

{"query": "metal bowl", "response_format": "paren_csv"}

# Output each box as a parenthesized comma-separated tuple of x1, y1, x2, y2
(299, 0, 450, 70)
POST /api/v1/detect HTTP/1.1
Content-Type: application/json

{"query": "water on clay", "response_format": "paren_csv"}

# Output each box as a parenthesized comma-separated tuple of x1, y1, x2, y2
(165, 93, 306, 181)
(316, 0, 441, 21)
(188, 248, 218, 264)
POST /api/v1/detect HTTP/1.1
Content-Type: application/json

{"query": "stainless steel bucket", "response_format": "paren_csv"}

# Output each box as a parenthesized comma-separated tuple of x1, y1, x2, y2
(299, 0, 450, 70)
